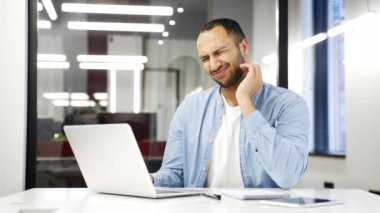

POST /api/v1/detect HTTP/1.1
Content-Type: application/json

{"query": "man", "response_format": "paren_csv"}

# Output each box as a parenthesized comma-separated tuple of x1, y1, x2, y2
(151, 18, 309, 188)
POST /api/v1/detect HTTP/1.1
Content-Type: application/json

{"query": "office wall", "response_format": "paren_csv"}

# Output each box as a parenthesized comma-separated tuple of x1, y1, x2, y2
(0, 0, 27, 197)
(289, 0, 380, 191)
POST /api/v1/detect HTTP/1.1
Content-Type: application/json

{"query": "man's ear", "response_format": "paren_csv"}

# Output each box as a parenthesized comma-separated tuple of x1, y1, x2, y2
(239, 39, 249, 59)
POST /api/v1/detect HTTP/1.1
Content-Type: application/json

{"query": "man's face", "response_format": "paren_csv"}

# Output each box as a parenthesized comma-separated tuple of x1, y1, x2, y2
(197, 26, 246, 88)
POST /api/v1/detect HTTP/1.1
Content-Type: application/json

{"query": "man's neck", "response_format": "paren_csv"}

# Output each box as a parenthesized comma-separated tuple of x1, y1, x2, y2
(221, 86, 239, 107)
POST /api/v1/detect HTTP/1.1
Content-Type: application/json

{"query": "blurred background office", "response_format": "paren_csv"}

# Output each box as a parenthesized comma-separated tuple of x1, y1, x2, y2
(1, 0, 380, 197)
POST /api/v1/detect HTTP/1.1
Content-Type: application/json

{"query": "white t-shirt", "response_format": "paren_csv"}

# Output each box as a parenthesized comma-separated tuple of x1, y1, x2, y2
(206, 94, 244, 188)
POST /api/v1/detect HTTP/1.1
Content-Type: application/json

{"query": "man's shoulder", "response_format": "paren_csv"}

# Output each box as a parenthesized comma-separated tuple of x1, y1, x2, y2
(184, 85, 219, 103)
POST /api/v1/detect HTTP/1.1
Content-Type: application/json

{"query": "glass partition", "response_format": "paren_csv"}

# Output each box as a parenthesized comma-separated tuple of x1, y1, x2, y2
(35, 0, 255, 187)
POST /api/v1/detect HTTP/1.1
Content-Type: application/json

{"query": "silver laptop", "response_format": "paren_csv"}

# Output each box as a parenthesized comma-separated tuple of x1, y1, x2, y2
(64, 123, 199, 198)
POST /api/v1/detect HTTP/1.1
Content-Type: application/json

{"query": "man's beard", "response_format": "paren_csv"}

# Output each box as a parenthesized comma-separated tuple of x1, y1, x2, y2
(215, 53, 245, 88)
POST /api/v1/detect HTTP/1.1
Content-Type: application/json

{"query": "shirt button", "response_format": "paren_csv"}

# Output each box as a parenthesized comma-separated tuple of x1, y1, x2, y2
(208, 140, 213, 144)
(255, 148, 259, 152)
(203, 166, 207, 172)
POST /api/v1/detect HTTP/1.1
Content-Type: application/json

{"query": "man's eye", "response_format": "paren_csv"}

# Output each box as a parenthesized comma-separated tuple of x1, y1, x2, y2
(215, 50, 225, 55)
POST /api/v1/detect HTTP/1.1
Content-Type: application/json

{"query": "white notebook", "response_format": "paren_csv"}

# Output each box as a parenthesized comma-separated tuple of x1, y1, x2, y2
(221, 189, 290, 200)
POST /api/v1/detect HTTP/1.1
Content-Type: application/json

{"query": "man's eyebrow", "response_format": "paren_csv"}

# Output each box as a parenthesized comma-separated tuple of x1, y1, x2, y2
(199, 46, 228, 58)
(199, 55, 208, 60)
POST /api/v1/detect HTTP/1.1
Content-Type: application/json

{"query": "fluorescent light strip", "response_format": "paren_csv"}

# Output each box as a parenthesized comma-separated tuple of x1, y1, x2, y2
(262, 53, 277, 64)
(43, 92, 69, 99)
(327, 12, 380, 37)
(262, 12, 380, 64)
(52, 100, 96, 107)
(79, 62, 144, 70)
(77, 55, 148, 63)
(38, 20, 51, 29)
(296, 33, 328, 49)
(133, 70, 141, 113)
(43, 92, 89, 100)
(38, 61, 70, 69)
(62, 3, 173, 16)
(38, 54, 67, 62)
(41, 0, 57, 20)
(71, 93, 90, 100)
(38, 2, 43, 11)
(71, 100, 96, 107)
(52, 100, 69, 106)
(68, 21, 165, 33)
(93, 92, 108, 100)
(99, 100, 108, 107)
(327, 22, 350, 37)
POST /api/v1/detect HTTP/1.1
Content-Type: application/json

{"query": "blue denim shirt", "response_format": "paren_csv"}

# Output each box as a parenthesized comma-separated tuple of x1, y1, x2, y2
(152, 83, 309, 188)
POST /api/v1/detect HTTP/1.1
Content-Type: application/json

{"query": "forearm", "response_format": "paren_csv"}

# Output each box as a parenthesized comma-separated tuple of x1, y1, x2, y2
(242, 110, 309, 188)
(151, 168, 184, 187)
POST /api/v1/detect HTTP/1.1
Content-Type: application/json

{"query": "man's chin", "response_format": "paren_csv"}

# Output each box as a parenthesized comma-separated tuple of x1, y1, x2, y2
(216, 80, 235, 88)
(215, 76, 241, 88)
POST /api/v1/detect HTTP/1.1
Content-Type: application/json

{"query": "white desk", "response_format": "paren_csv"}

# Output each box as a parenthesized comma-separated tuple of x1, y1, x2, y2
(0, 188, 379, 213)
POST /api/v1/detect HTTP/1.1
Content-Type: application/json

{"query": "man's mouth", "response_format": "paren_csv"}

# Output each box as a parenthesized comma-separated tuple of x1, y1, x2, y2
(213, 67, 228, 79)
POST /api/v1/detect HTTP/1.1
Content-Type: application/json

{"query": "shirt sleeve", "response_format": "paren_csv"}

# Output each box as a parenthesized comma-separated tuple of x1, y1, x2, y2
(241, 94, 310, 188)
(151, 102, 185, 187)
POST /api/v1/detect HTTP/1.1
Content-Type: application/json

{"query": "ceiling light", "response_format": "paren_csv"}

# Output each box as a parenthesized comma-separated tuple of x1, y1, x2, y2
(52, 100, 69, 107)
(262, 53, 277, 64)
(62, 3, 173, 16)
(162, 31, 169, 37)
(38, 54, 67, 61)
(71, 100, 96, 107)
(71, 93, 90, 100)
(295, 33, 327, 49)
(38, 20, 51, 29)
(68, 21, 165, 33)
(79, 62, 144, 70)
(177, 7, 184, 13)
(158, 40, 164, 45)
(41, 0, 57, 20)
(93, 92, 108, 100)
(99, 100, 108, 107)
(169, 20, 176, 25)
(327, 12, 380, 37)
(44, 92, 90, 100)
(52, 100, 96, 107)
(77, 55, 148, 63)
(43, 92, 69, 99)
(37, 61, 70, 69)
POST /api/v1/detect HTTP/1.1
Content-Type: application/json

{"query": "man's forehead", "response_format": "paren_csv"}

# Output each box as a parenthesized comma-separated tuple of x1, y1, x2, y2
(197, 27, 233, 53)
(197, 26, 229, 40)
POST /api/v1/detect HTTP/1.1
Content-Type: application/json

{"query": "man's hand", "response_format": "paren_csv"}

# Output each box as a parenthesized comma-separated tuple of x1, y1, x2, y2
(236, 63, 263, 117)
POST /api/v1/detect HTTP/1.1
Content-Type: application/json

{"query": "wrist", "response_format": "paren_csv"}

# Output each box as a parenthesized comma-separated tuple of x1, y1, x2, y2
(238, 98, 256, 117)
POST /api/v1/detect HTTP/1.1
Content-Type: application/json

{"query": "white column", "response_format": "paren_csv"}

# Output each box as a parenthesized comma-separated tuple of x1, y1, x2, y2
(0, 0, 27, 197)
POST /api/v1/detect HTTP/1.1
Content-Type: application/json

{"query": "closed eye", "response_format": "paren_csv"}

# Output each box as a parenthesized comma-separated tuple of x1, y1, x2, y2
(200, 56, 209, 63)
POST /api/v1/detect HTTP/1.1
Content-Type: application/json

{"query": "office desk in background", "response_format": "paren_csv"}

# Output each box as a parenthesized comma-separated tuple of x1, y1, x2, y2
(0, 188, 379, 213)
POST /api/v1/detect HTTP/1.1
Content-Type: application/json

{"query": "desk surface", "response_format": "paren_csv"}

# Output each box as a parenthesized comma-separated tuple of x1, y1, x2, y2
(0, 188, 379, 213)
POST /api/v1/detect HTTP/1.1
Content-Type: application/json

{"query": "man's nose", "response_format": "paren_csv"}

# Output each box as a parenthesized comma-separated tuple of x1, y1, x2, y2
(209, 56, 221, 72)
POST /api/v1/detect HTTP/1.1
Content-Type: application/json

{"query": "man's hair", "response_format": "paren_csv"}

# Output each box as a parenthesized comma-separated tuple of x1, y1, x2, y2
(200, 18, 246, 44)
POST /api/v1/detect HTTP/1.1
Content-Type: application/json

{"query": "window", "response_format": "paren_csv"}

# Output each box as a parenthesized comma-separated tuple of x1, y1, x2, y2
(294, 0, 346, 156)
